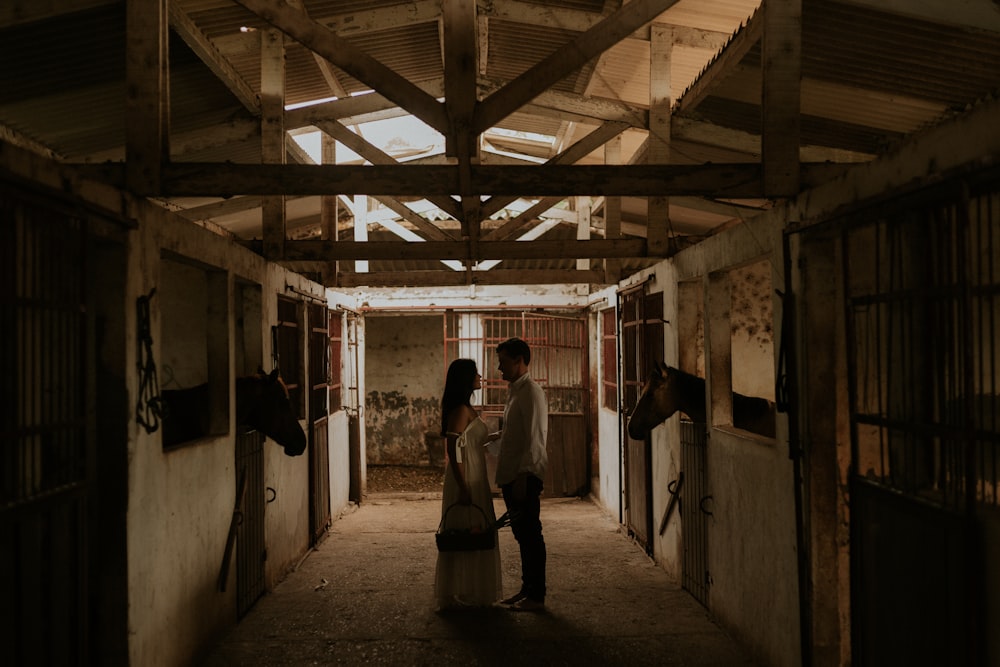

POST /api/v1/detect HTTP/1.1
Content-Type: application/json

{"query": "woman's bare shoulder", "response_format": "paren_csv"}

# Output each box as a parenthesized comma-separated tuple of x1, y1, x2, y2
(446, 405, 477, 433)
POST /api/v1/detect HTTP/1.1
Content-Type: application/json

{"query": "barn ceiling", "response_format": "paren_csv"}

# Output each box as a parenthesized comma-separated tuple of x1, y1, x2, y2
(2, 0, 1000, 287)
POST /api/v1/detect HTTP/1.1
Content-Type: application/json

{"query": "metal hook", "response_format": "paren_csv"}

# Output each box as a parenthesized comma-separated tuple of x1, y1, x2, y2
(266, 487, 277, 503)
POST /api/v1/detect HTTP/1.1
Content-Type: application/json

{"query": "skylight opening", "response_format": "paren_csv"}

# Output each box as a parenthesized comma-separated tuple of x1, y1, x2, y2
(485, 127, 557, 146)
(290, 114, 445, 165)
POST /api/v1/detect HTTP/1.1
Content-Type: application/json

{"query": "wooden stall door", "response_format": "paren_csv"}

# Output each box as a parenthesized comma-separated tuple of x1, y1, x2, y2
(307, 304, 331, 544)
(2, 196, 92, 662)
(620, 286, 663, 553)
(841, 181, 1000, 665)
(236, 430, 266, 619)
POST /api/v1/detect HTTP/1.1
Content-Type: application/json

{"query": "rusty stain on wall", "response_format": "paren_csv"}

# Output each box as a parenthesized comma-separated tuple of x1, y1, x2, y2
(365, 313, 443, 465)
(365, 391, 439, 464)
(730, 261, 773, 347)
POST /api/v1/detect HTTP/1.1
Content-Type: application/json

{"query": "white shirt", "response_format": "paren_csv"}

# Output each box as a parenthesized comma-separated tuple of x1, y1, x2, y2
(495, 372, 548, 486)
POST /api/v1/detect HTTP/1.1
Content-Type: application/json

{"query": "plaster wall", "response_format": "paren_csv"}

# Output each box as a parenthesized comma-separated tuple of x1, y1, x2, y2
(708, 431, 799, 666)
(729, 260, 775, 400)
(364, 313, 443, 464)
(125, 217, 238, 666)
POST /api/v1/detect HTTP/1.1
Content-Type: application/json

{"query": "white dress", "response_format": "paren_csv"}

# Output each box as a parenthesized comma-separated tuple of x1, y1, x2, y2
(434, 417, 503, 608)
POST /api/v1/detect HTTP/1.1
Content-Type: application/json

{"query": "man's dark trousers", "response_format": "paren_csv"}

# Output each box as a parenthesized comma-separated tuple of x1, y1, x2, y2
(502, 474, 546, 602)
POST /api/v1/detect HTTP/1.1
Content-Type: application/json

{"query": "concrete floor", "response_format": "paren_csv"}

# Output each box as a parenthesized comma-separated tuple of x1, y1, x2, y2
(199, 494, 759, 666)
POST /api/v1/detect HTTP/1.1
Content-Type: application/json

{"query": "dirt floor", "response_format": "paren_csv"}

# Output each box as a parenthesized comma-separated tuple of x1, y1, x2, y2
(201, 494, 759, 666)
(366, 464, 446, 494)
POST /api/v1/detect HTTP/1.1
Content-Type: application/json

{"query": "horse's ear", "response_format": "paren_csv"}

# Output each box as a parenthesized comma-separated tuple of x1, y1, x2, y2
(657, 360, 669, 376)
(257, 366, 267, 377)
(268, 368, 280, 382)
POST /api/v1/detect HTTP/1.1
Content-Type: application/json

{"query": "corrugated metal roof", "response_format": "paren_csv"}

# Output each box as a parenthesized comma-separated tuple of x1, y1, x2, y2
(2, 0, 999, 287)
(676, 1, 1000, 155)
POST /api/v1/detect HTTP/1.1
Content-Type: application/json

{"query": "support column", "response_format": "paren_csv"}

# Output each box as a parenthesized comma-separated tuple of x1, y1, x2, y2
(647, 24, 673, 256)
(261, 29, 286, 260)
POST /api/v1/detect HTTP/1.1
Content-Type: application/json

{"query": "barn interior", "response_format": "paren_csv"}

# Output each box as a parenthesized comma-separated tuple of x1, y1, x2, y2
(3, 0, 1000, 665)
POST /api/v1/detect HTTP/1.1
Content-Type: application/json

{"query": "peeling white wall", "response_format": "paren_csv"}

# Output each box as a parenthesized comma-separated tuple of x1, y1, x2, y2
(591, 286, 622, 520)
(364, 314, 442, 464)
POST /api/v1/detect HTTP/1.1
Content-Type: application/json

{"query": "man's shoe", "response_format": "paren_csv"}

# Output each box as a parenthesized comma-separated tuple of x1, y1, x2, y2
(500, 591, 527, 605)
(508, 597, 544, 612)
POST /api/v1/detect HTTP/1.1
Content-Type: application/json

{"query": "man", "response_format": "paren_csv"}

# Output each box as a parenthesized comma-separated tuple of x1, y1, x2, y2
(494, 337, 548, 611)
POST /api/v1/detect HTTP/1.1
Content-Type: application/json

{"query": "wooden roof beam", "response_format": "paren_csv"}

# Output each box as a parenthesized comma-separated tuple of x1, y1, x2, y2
(315, 117, 461, 221)
(231, 0, 449, 134)
(282, 238, 648, 261)
(75, 162, 848, 197)
(333, 268, 612, 287)
(479, 120, 629, 219)
(475, 0, 684, 132)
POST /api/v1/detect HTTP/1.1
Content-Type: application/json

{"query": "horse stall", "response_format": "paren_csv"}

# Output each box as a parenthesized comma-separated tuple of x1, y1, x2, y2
(609, 239, 799, 667)
(1, 144, 357, 665)
(128, 220, 354, 665)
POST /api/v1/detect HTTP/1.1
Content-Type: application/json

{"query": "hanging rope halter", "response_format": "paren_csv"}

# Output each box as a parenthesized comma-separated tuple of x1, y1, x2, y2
(136, 288, 163, 433)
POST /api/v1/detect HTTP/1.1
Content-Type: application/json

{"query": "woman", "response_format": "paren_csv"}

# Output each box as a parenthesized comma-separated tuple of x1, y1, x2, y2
(434, 359, 502, 610)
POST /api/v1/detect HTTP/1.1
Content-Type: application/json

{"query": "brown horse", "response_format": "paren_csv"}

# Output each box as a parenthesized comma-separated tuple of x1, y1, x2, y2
(161, 368, 306, 455)
(627, 362, 776, 440)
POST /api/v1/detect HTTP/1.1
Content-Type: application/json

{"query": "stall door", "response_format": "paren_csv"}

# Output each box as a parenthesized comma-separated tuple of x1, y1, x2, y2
(620, 286, 663, 552)
(2, 194, 91, 663)
(236, 430, 266, 619)
(307, 303, 331, 544)
(843, 182, 1000, 666)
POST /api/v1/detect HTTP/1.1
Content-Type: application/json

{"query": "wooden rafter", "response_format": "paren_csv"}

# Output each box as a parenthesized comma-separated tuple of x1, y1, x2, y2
(169, 4, 259, 114)
(231, 0, 449, 134)
(125, 0, 167, 196)
(314, 118, 463, 225)
(282, 238, 647, 261)
(475, 0, 683, 132)
(762, 0, 802, 197)
(74, 162, 846, 197)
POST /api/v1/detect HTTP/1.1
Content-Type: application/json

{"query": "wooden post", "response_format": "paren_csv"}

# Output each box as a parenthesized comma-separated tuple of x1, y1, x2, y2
(125, 0, 168, 195)
(261, 29, 286, 260)
(647, 24, 673, 256)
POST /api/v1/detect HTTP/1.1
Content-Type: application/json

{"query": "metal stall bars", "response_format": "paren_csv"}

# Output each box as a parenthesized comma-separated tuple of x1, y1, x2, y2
(2, 192, 89, 662)
(445, 310, 589, 497)
(844, 174, 1000, 666)
(619, 284, 663, 553)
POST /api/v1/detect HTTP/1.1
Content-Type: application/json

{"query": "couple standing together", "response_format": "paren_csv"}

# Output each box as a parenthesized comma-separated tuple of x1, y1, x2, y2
(434, 337, 547, 612)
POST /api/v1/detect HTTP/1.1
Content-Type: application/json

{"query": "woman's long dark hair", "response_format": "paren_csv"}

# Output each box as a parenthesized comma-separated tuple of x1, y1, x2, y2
(440, 358, 478, 436)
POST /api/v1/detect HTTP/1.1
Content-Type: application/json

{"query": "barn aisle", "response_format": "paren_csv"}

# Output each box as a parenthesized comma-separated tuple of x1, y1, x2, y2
(199, 494, 758, 666)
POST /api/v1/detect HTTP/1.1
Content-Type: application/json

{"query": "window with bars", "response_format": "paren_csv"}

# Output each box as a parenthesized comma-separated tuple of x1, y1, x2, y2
(444, 310, 587, 417)
(846, 183, 1000, 510)
(601, 307, 618, 410)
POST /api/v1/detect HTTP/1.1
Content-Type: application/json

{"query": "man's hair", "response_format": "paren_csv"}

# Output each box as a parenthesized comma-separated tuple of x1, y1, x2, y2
(497, 337, 531, 365)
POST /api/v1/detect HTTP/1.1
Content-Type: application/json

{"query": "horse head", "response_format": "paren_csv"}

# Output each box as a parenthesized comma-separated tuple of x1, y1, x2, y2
(237, 368, 307, 456)
(627, 361, 677, 440)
